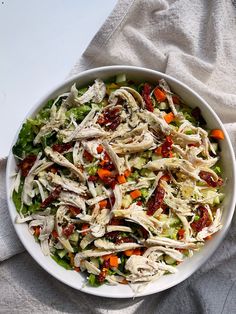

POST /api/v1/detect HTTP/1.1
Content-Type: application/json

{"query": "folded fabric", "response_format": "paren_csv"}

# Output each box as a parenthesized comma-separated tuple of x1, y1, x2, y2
(1, 0, 236, 313)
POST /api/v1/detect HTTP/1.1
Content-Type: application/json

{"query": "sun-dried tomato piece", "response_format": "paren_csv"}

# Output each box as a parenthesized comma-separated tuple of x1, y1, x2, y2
(40, 186, 62, 208)
(105, 231, 120, 242)
(97, 106, 121, 131)
(191, 206, 211, 232)
(142, 83, 154, 112)
(19, 155, 37, 177)
(102, 176, 117, 190)
(62, 224, 75, 238)
(191, 107, 206, 126)
(88, 175, 98, 182)
(52, 143, 72, 154)
(68, 205, 81, 217)
(115, 236, 136, 245)
(83, 150, 94, 162)
(199, 171, 223, 187)
(177, 228, 185, 240)
(98, 268, 108, 283)
(147, 184, 165, 216)
(161, 136, 173, 158)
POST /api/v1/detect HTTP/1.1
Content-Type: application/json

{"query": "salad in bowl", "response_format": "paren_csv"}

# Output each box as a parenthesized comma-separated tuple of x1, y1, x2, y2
(7, 66, 235, 297)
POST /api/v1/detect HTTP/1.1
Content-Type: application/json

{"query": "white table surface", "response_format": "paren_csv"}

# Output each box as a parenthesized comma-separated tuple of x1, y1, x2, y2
(0, 0, 117, 157)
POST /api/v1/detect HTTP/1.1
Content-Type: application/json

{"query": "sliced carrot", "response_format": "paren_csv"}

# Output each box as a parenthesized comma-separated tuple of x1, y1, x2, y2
(99, 199, 108, 209)
(132, 248, 142, 256)
(102, 254, 113, 261)
(34, 226, 40, 237)
(154, 88, 166, 102)
(124, 249, 134, 257)
(155, 146, 162, 155)
(97, 168, 112, 180)
(117, 175, 126, 184)
(81, 223, 90, 236)
(164, 112, 175, 124)
(124, 169, 131, 178)
(168, 151, 174, 158)
(109, 255, 119, 267)
(130, 189, 142, 200)
(97, 144, 103, 154)
(210, 129, 224, 140)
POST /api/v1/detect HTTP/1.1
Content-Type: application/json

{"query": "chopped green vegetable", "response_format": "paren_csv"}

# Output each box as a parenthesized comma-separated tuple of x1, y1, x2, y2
(87, 165, 98, 176)
(51, 254, 72, 270)
(88, 274, 100, 287)
(66, 105, 91, 122)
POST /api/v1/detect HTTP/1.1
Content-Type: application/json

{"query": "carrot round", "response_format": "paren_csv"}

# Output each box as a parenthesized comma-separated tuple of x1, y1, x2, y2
(154, 88, 166, 102)
(164, 112, 175, 124)
(109, 255, 119, 267)
(210, 129, 224, 140)
(130, 189, 141, 199)
(124, 248, 141, 257)
(124, 249, 134, 256)
(97, 168, 112, 179)
(81, 223, 90, 236)
(124, 169, 131, 177)
(99, 199, 108, 209)
(97, 144, 103, 154)
(117, 175, 126, 184)
(155, 146, 162, 156)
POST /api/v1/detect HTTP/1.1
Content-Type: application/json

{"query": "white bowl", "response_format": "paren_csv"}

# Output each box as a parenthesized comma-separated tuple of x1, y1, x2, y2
(6, 65, 236, 298)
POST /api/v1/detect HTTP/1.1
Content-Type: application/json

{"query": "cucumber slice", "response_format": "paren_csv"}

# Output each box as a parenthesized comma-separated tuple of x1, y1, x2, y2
(57, 249, 67, 259)
(133, 157, 146, 170)
(116, 73, 126, 83)
(69, 232, 79, 243)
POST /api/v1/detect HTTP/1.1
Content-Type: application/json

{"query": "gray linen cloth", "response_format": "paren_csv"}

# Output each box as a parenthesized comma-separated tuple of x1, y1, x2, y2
(1, 0, 236, 313)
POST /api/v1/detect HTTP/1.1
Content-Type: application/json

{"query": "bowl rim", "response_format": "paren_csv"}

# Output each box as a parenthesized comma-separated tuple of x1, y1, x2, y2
(6, 65, 236, 298)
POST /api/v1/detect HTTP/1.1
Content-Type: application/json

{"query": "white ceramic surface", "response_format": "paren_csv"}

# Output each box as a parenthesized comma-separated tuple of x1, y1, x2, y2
(6, 66, 236, 298)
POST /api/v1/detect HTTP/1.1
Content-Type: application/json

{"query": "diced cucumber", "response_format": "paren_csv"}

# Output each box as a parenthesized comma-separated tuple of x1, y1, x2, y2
(87, 165, 98, 176)
(159, 214, 168, 222)
(213, 166, 221, 174)
(116, 73, 126, 83)
(140, 169, 155, 177)
(90, 257, 99, 269)
(122, 194, 133, 208)
(133, 157, 146, 170)
(213, 196, 220, 205)
(141, 150, 152, 158)
(69, 232, 79, 243)
(141, 188, 149, 199)
(57, 249, 67, 259)
(161, 227, 178, 240)
(169, 217, 181, 227)
(159, 102, 169, 110)
(211, 142, 218, 152)
(152, 154, 162, 161)
(164, 255, 176, 265)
